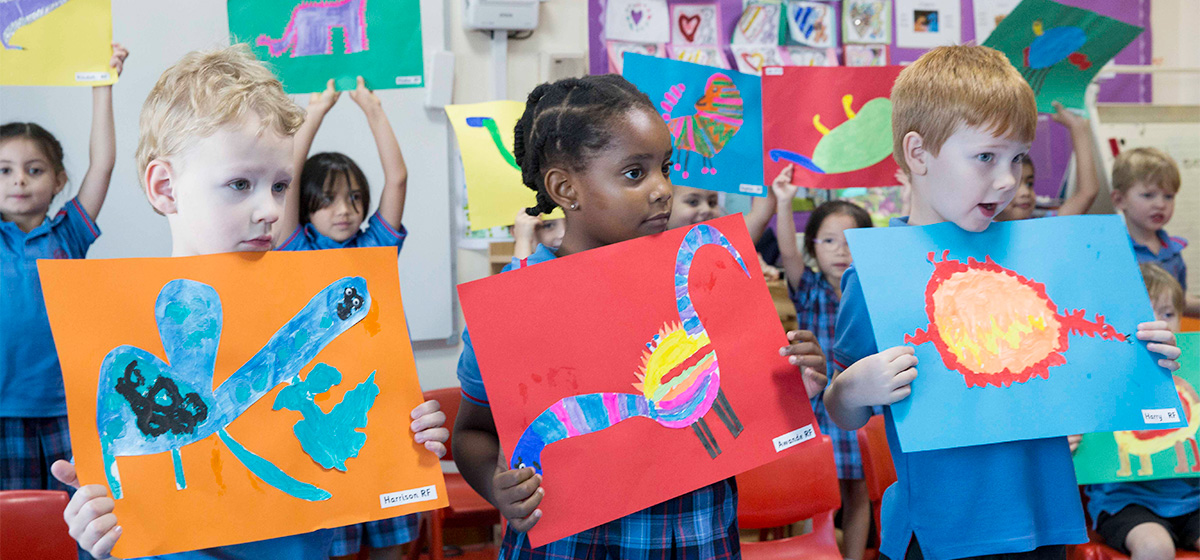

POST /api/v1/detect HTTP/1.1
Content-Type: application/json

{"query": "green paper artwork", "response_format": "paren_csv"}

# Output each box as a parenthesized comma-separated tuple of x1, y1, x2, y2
(982, 0, 1141, 113)
(227, 0, 424, 94)
(1073, 332, 1200, 485)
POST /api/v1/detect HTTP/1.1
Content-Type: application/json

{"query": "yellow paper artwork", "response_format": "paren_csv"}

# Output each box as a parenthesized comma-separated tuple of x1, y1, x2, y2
(0, 0, 117, 86)
(446, 101, 565, 231)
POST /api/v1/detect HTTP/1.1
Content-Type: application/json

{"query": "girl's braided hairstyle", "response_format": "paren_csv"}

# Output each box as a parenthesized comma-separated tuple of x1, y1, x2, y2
(512, 74, 656, 216)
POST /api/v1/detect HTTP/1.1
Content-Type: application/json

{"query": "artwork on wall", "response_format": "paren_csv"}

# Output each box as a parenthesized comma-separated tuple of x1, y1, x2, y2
(606, 40, 664, 73)
(783, 1, 837, 48)
(845, 44, 889, 66)
(670, 3, 719, 45)
(604, 0, 671, 43)
(781, 46, 838, 67)
(843, 0, 891, 44)
(894, 0, 961, 49)
(731, 1, 782, 45)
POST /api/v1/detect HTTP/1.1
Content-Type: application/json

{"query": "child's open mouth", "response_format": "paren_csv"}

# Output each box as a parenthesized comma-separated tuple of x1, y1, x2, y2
(978, 203, 997, 217)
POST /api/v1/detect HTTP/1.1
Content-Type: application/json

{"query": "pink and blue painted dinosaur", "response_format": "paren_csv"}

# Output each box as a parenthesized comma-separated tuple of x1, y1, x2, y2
(256, 0, 369, 58)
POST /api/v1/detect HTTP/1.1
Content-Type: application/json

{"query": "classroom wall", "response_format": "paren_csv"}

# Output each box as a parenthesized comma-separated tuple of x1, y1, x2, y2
(413, 0, 591, 390)
(399, 0, 1200, 391)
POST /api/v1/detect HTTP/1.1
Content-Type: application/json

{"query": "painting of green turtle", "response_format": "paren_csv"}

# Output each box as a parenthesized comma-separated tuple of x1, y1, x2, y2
(768, 93, 892, 175)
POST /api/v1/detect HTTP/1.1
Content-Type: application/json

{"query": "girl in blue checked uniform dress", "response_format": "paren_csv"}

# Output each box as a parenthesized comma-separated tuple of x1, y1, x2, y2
(0, 45, 128, 494)
(771, 165, 875, 560)
(453, 75, 829, 560)
(276, 77, 414, 560)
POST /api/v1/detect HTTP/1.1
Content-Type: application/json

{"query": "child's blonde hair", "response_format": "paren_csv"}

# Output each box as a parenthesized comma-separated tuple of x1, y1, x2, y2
(891, 45, 1037, 174)
(1141, 262, 1184, 317)
(1112, 147, 1180, 195)
(136, 44, 304, 186)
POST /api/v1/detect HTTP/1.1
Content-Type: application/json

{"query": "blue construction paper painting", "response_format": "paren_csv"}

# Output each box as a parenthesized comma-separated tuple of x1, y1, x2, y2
(845, 215, 1186, 452)
(623, 53, 765, 197)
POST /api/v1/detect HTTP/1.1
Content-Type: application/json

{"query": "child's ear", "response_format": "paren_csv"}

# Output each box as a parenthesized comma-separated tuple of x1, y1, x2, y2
(544, 167, 577, 211)
(144, 159, 178, 215)
(902, 131, 928, 176)
(1110, 188, 1125, 210)
(54, 170, 68, 194)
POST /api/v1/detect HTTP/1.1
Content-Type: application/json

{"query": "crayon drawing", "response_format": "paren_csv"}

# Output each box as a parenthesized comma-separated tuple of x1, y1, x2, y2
(255, 0, 369, 58)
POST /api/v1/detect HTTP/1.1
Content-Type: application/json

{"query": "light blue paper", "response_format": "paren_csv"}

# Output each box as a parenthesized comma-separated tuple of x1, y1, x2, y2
(845, 216, 1186, 452)
(623, 54, 765, 197)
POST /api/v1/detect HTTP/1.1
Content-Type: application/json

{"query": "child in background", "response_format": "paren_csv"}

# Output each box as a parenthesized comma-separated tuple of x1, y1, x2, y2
(274, 76, 414, 560)
(49, 44, 448, 560)
(822, 45, 1182, 560)
(512, 210, 564, 260)
(666, 185, 720, 229)
(452, 74, 829, 559)
(1, 44, 128, 493)
(1110, 147, 1199, 317)
(276, 77, 408, 253)
(772, 163, 875, 560)
(996, 101, 1099, 221)
(1083, 263, 1198, 560)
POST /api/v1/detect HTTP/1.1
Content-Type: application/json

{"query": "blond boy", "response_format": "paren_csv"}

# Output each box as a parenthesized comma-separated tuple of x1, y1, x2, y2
(1111, 148, 1199, 317)
(822, 46, 1182, 560)
(48, 45, 449, 560)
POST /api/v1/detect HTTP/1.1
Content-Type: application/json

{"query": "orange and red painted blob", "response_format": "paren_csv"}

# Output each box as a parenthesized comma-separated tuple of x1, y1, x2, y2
(905, 251, 1128, 388)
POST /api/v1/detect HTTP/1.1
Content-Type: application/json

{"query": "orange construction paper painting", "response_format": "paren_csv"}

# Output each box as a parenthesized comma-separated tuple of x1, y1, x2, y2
(38, 247, 447, 557)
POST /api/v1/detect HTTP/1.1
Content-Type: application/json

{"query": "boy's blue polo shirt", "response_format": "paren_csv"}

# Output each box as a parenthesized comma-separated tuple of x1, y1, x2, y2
(1, 198, 99, 417)
(1085, 478, 1200, 526)
(831, 217, 1085, 560)
(277, 213, 407, 252)
(457, 244, 557, 407)
(1130, 230, 1188, 290)
(135, 530, 332, 560)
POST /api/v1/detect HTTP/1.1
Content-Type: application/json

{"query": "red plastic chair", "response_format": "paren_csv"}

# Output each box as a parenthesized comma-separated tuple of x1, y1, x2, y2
(0, 490, 78, 560)
(736, 435, 842, 560)
(405, 387, 500, 560)
(1070, 489, 1200, 560)
(858, 414, 897, 557)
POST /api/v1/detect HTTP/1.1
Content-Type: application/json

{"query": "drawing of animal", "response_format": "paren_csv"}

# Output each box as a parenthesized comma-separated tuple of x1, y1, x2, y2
(904, 251, 1127, 388)
(466, 116, 520, 171)
(98, 277, 373, 502)
(1113, 376, 1200, 477)
(256, 0, 369, 58)
(659, 75, 744, 180)
(769, 94, 892, 175)
(0, 0, 68, 50)
(1019, 19, 1092, 95)
(509, 224, 749, 475)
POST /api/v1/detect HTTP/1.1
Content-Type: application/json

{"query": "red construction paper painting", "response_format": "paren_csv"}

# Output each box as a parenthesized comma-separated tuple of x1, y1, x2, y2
(458, 215, 819, 546)
(762, 65, 904, 189)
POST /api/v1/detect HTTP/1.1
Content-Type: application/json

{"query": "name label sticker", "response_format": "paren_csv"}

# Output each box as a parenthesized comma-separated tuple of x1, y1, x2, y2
(739, 183, 765, 195)
(75, 72, 111, 82)
(773, 424, 816, 452)
(395, 75, 422, 86)
(380, 485, 438, 508)
(1142, 408, 1180, 424)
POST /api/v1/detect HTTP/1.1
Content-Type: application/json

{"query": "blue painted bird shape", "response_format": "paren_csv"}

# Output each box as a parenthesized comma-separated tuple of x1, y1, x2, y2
(97, 277, 378, 502)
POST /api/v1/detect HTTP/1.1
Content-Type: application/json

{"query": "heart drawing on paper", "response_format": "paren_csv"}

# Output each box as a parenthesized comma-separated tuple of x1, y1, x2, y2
(741, 52, 766, 71)
(631, 9, 644, 26)
(679, 14, 701, 42)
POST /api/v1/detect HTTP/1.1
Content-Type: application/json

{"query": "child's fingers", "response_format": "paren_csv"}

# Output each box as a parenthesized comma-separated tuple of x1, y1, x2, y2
(888, 353, 919, 374)
(51, 459, 80, 489)
(413, 426, 449, 446)
(1136, 327, 1176, 345)
(424, 441, 447, 459)
(507, 504, 543, 533)
(1136, 320, 1169, 332)
(885, 385, 912, 404)
(1158, 358, 1180, 372)
(493, 467, 537, 492)
(1145, 342, 1182, 361)
(410, 399, 441, 419)
(78, 511, 120, 556)
(889, 366, 918, 390)
(86, 525, 121, 560)
(880, 345, 916, 361)
(67, 492, 115, 542)
(63, 484, 108, 526)
(786, 329, 817, 344)
(411, 410, 447, 433)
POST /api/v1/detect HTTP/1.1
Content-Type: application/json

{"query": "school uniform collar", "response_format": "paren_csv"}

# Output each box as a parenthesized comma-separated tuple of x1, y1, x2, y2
(1130, 229, 1187, 255)
(0, 215, 52, 241)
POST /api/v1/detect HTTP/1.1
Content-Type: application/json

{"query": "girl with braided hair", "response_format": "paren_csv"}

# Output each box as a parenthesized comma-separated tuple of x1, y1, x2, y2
(452, 74, 828, 560)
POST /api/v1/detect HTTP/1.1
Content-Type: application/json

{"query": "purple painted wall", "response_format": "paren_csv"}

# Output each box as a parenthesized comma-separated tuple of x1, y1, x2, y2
(587, 0, 1152, 199)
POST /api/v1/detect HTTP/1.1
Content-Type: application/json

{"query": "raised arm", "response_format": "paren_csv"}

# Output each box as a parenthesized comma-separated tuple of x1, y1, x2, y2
(76, 44, 128, 221)
(276, 79, 339, 244)
(771, 164, 806, 290)
(349, 76, 408, 230)
(744, 186, 777, 245)
(1052, 102, 1099, 216)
